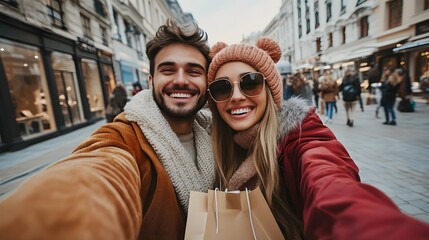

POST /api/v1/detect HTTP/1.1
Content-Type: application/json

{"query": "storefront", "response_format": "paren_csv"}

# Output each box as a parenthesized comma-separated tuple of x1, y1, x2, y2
(0, 14, 114, 152)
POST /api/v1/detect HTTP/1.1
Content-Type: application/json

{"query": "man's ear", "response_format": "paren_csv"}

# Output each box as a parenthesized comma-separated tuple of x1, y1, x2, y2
(148, 75, 153, 89)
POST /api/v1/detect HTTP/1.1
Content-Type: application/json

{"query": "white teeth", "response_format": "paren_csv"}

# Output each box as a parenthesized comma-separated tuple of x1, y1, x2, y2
(170, 93, 191, 98)
(231, 108, 251, 115)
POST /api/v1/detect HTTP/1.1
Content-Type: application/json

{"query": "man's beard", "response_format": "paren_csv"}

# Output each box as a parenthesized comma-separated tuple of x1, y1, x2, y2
(152, 87, 207, 119)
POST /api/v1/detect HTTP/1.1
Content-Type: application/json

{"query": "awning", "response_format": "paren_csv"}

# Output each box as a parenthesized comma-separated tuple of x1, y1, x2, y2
(375, 36, 409, 49)
(321, 47, 376, 65)
(393, 38, 429, 52)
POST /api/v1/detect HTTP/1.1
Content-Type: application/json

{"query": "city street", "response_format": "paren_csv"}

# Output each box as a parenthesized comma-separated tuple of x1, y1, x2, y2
(0, 93, 428, 223)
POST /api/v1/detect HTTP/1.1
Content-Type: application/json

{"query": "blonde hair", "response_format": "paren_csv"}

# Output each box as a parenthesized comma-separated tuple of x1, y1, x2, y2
(388, 71, 402, 86)
(211, 87, 303, 238)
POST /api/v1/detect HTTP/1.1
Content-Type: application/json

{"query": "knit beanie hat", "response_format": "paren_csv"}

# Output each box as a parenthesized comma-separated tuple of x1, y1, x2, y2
(207, 38, 283, 108)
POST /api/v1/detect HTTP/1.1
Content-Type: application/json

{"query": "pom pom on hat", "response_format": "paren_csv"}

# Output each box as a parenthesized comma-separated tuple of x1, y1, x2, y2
(255, 38, 281, 64)
(207, 37, 283, 108)
(209, 42, 228, 59)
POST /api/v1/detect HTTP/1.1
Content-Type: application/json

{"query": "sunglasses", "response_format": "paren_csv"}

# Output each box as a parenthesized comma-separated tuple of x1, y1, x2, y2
(208, 72, 266, 102)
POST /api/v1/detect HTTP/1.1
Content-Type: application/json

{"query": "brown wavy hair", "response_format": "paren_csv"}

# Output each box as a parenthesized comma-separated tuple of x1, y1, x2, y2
(146, 19, 211, 76)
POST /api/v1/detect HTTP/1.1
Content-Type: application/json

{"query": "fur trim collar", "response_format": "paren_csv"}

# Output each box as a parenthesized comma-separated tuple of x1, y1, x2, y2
(278, 97, 312, 139)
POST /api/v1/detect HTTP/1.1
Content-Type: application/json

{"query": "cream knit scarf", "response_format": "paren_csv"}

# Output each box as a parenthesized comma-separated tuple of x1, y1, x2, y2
(227, 124, 260, 190)
(124, 90, 215, 212)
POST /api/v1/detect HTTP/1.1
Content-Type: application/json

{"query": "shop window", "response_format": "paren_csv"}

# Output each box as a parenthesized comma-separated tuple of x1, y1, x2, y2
(46, 0, 65, 28)
(102, 64, 115, 97)
(121, 63, 135, 94)
(0, 38, 56, 138)
(81, 59, 105, 118)
(51, 52, 84, 127)
(388, 0, 402, 29)
(81, 14, 91, 39)
(360, 16, 369, 38)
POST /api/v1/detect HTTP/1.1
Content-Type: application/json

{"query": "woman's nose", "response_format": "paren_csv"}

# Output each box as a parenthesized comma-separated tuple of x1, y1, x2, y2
(229, 82, 245, 101)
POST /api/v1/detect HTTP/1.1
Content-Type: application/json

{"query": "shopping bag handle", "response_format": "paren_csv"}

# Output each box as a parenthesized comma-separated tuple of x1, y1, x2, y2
(214, 188, 257, 240)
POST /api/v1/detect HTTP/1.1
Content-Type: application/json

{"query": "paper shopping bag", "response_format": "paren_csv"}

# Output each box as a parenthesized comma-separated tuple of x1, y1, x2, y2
(185, 187, 285, 240)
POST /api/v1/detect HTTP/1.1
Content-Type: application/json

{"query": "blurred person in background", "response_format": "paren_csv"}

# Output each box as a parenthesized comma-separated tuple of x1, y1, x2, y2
(380, 68, 401, 125)
(105, 83, 128, 123)
(340, 69, 362, 127)
(319, 69, 338, 124)
(290, 72, 313, 106)
(375, 67, 391, 118)
(131, 81, 143, 96)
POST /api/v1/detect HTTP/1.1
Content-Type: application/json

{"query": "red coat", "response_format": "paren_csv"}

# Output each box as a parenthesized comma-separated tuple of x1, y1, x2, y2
(278, 108, 429, 239)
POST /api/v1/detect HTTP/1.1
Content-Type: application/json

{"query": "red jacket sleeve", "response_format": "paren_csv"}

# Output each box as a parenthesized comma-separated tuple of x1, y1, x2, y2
(280, 109, 429, 239)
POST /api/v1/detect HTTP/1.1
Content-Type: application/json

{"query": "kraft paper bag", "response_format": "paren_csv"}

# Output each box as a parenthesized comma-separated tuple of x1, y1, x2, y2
(185, 187, 285, 240)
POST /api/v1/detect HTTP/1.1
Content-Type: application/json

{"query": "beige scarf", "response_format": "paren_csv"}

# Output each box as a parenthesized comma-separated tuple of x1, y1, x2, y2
(227, 124, 260, 190)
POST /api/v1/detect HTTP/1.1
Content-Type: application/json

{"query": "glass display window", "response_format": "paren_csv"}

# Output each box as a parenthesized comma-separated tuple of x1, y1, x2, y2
(81, 59, 105, 118)
(51, 51, 84, 127)
(102, 63, 115, 98)
(0, 38, 56, 138)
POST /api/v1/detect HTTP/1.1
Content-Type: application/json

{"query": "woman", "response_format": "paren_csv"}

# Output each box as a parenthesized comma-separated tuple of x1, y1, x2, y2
(319, 69, 338, 123)
(339, 69, 361, 127)
(380, 69, 401, 125)
(290, 72, 313, 106)
(207, 38, 429, 239)
(105, 83, 128, 122)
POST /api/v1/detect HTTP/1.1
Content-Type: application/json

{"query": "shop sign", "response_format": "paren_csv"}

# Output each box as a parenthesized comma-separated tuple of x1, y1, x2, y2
(416, 20, 429, 36)
(77, 37, 96, 54)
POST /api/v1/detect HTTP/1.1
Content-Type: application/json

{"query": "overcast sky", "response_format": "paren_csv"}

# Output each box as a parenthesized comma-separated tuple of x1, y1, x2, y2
(178, 0, 282, 46)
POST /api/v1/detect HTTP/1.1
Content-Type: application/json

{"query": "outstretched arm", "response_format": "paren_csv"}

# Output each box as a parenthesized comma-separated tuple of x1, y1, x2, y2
(281, 110, 429, 239)
(0, 120, 143, 240)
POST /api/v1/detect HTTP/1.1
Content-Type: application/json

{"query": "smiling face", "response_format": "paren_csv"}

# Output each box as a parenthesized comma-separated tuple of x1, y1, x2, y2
(214, 62, 267, 131)
(150, 43, 208, 119)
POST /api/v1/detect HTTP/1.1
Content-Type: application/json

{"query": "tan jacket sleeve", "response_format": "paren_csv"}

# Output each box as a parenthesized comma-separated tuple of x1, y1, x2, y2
(0, 116, 143, 240)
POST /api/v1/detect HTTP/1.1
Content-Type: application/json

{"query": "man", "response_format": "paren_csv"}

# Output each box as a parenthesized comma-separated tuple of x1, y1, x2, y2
(0, 19, 214, 240)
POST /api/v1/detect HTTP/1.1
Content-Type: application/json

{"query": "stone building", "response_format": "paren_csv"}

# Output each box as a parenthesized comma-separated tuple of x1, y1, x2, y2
(0, 0, 192, 152)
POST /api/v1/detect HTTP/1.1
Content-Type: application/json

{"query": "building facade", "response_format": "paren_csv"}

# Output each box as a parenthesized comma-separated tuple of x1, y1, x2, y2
(0, 0, 192, 152)
(261, 0, 429, 85)
(0, 0, 115, 152)
(108, 0, 194, 94)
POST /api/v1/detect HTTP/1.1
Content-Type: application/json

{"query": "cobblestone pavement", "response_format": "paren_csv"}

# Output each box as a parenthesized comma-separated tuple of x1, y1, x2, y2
(319, 94, 429, 223)
(0, 94, 428, 223)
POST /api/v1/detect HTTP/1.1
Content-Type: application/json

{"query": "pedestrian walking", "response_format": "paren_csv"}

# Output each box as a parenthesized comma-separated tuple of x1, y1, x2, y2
(105, 83, 128, 123)
(340, 69, 362, 127)
(0, 19, 213, 239)
(380, 68, 401, 125)
(206, 37, 429, 239)
(290, 72, 313, 105)
(375, 67, 391, 118)
(319, 69, 338, 123)
(131, 81, 143, 96)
